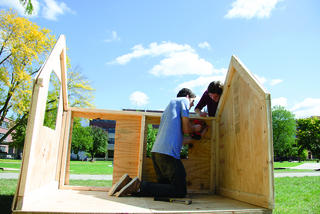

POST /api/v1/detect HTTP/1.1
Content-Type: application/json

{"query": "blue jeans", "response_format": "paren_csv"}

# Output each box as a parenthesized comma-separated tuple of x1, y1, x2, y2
(139, 152, 187, 198)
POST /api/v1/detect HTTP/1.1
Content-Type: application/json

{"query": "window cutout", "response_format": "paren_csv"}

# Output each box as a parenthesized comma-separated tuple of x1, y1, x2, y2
(68, 117, 115, 187)
(43, 71, 61, 130)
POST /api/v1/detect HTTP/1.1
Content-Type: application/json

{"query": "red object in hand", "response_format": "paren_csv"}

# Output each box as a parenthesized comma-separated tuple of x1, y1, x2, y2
(191, 119, 207, 140)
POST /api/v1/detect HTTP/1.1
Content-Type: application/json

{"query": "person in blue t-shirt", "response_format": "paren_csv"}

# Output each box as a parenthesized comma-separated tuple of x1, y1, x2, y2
(109, 88, 209, 198)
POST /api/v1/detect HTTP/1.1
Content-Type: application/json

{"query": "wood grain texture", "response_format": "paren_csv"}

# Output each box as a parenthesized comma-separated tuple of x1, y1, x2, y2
(216, 55, 274, 209)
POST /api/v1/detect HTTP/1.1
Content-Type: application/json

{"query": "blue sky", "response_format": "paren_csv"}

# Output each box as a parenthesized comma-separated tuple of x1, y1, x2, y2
(1, 0, 319, 118)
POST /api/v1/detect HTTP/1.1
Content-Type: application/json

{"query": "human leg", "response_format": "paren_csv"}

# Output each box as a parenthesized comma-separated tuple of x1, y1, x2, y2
(140, 153, 187, 198)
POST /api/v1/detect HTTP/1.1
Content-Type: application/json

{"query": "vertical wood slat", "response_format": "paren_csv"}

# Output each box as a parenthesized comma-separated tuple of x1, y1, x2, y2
(210, 119, 216, 192)
(65, 116, 74, 185)
(59, 110, 72, 188)
(138, 115, 146, 179)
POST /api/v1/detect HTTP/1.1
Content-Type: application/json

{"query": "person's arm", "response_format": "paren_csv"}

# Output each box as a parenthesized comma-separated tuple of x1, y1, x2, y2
(181, 117, 201, 134)
(183, 126, 209, 145)
(194, 92, 208, 117)
(195, 108, 207, 117)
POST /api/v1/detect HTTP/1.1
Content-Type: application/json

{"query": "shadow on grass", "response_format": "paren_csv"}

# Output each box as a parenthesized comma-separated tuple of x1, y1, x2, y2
(0, 195, 14, 214)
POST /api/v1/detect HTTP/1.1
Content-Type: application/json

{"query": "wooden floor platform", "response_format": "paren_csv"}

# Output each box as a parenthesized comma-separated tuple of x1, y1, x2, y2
(13, 190, 272, 213)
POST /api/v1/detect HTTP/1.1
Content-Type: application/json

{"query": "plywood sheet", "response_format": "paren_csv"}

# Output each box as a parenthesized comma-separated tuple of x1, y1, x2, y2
(13, 189, 272, 214)
(13, 36, 67, 210)
(216, 55, 274, 209)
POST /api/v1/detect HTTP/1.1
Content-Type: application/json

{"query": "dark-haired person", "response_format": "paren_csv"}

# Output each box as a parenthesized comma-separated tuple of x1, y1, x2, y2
(195, 81, 224, 117)
(108, 88, 208, 198)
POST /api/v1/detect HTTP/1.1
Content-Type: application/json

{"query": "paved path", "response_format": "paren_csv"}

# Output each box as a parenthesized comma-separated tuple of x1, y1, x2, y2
(289, 163, 320, 170)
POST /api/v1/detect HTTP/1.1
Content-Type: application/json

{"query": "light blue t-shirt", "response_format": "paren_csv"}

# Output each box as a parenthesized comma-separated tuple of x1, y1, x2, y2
(151, 97, 190, 159)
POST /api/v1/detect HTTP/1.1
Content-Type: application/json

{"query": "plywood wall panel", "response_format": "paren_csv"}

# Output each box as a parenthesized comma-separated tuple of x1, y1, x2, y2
(216, 55, 274, 209)
(112, 116, 142, 183)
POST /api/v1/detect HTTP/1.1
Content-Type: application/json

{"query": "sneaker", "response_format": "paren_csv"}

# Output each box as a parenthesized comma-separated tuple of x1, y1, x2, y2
(116, 177, 140, 197)
(108, 173, 132, 196)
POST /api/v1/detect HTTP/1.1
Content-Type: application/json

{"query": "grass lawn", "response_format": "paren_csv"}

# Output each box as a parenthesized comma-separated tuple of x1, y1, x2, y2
(1, 176, 320, 214)
(0, 159, 113, 175)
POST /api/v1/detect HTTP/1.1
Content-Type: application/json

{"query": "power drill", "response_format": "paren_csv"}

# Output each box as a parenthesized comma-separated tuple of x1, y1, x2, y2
(191, 119, 207, 140)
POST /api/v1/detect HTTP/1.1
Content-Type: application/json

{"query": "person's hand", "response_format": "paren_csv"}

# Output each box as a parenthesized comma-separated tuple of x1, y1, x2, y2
(200, 125, 209, 137)
(199, 111, 207, 117)
(193, 124, 201, 132)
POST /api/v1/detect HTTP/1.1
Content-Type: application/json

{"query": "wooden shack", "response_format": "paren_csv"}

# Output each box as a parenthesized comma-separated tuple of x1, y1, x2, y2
(12, 35, 274, 213)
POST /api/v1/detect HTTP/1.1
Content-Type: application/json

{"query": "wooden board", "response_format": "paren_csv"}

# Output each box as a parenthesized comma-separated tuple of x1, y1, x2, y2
(13, 190, 272, 214)
(215, 55, 274, 209)
(13, 35, 68, 210)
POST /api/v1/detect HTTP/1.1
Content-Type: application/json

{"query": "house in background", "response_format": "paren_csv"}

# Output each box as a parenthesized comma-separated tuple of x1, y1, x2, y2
(0, 118, 19, 159)
(89, 119, 116, 160)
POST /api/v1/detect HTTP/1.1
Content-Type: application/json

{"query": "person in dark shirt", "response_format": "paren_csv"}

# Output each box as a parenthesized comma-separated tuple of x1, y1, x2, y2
(194, 81, 223, 117)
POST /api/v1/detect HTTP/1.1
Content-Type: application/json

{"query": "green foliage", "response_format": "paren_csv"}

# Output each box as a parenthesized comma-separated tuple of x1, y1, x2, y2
(71, 119, 93, 155)
(10, 116, 28, 149)
(89, 126, 108, 160)
(147, 124, 158, 157)
(0, 9, 55, 143)
(296, 117, 320, 159)
(19, 0, 34, 15)
(272, 105, 297, 159)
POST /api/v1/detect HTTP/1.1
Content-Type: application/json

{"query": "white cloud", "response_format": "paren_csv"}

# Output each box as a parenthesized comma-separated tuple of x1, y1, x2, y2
(129, 91, 149, 107)
(271, 97, 287, 107)
(270, 79, 283, 85)
(198, 42, 211, 50)
(224, 0, 283, 19)
(42, 0, 75, 20)
(290, 98, 320, 118)
(149, 51, 220, 76)
(104, 31, 121, 42)
(254, 74, 267, 84)
(109, 41, 221, 78)
(174, 71, 227, 93)
(109, 41, 194, 65)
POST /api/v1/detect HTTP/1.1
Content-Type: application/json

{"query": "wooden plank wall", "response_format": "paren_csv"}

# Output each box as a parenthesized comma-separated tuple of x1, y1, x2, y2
(215, 55, 274, 209)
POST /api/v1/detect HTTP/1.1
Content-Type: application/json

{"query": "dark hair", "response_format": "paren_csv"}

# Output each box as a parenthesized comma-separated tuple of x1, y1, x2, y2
(207, 81, 223, 95)
(177, 88, 196, 98)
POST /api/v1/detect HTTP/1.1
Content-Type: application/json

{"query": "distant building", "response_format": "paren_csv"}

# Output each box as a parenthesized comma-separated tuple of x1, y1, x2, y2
(0, 118, 20, 159)
(89, 119, 116, 160)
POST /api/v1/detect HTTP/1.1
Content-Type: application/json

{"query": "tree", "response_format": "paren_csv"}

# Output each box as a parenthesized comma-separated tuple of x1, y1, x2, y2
(296, 117, 320, 160)
(71, 118, 93, 156)
(147, 124, 158, 157)
(9, 64, 96, 148)
(272, 105, 297, 160)
(88, 126, 108, 161)
(0, 9, 55, 143)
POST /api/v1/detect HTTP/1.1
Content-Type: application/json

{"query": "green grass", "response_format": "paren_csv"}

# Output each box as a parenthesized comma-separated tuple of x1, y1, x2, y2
(274, 161, 304, 168)
(0, 160, 114, 175)
(274, 176, 320, 214)
(69, 160, 113, 175)
(1, 177, 319, 214)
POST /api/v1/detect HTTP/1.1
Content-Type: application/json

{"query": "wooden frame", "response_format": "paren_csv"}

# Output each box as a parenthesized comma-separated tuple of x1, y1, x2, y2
(12, 35, 274, 213)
